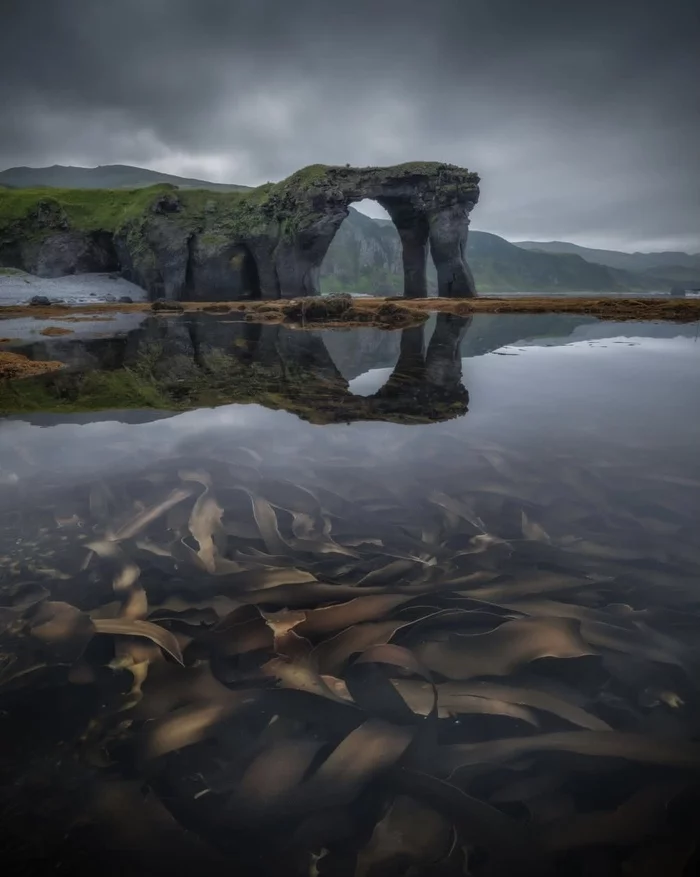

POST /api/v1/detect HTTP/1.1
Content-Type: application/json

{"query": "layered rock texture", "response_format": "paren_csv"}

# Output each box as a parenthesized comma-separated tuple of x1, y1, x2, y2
(0, 162, 479, 301)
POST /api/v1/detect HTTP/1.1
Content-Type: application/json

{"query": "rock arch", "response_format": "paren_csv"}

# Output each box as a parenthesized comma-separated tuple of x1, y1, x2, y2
(269, 163, 480, 299)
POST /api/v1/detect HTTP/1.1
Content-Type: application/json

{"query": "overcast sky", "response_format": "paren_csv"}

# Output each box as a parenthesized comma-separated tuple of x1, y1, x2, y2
(1, 0, 698, 251)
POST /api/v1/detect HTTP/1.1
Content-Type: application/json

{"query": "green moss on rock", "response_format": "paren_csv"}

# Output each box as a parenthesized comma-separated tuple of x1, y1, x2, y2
(0, 162, 479, 251)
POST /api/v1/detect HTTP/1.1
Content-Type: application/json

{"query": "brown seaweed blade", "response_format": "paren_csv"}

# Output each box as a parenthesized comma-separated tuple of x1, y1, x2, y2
(440, 731, 700, 772)
(580, 619, 691, 668)
(106, 487, 195, 541)
(236, 738, 327, 812)
(262, 655, 352, 704)
(346, 644, 438, 724)
(188, 491, 226, 573)
(430, 680, 611, 730)
(355, 794, 453, 877)
(112, 561, 148, 619)
(93, 618, 185, 665)
(296, 718, 415, 808)
(545, 780, 691, 850)
(312, 620, 413, 675)
(248, 493, 290, 556)
(415, 617, 596, 679)
(389, 768, 552, 876)
(295, 594, 414, 637)
(390, 680, 540, 725)
(143, 696, 255, 759)
(28, 600, 96, 662)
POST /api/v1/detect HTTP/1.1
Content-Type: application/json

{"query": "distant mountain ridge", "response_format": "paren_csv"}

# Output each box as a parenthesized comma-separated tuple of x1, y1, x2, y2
(0, 163, 687, 293)
(514, 239, 700, 273)
(0, 164, 250, 192)
(323, 216, 671, 294)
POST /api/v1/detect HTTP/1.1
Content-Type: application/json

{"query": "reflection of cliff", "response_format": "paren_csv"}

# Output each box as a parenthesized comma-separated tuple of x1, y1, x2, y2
(2, 314, 471, 424)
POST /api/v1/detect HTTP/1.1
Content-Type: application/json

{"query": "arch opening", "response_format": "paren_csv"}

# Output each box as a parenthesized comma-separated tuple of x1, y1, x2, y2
(320, 200, 405, 297)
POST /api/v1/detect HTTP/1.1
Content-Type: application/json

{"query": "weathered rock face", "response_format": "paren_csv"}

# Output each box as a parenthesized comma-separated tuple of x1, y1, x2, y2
(186, 238, 261, 301)
(17, 231, 118, 278)
(0, 162, 480, 300)
(114, 197, 191, 300)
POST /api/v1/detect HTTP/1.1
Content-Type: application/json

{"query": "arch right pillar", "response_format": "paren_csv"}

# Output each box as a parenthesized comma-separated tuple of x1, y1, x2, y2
(428, 204, 477, 298)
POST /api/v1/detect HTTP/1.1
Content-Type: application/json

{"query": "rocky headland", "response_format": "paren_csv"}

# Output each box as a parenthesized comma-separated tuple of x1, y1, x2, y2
(0, 162, 479, 302)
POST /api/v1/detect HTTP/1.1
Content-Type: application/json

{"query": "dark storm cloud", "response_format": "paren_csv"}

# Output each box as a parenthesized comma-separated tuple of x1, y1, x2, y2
(1, 0, 698, 250)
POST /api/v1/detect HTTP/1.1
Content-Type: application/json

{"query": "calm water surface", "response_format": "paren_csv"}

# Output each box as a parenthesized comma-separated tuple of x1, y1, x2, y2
(1, 314, 700, 876)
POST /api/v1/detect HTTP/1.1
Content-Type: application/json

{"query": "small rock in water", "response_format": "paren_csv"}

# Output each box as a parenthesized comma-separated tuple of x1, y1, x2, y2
(118, 295, 134, 303)
(29, 295, 52, 306)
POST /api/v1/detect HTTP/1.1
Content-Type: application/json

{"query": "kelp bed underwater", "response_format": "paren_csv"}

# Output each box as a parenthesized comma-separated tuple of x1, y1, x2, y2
(1, 440, 700, 876)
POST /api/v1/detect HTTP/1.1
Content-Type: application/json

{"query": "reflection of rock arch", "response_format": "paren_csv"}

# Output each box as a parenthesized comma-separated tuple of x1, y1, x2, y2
(235, 314, 471, 425)
(7, 313, 471, 425)
(350, 315, 471, 423)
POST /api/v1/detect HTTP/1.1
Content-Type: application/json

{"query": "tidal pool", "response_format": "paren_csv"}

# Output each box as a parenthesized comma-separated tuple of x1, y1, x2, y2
(1, 314, 699, 876)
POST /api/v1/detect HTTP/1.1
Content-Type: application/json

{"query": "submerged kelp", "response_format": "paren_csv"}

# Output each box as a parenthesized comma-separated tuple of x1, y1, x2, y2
(1, 429, 700, 877)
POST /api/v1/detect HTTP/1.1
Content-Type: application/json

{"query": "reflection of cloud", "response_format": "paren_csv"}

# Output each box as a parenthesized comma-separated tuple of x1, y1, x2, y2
(0, 313, 147, 342)
(490, 335, 700, 356)
(503, 321, 700, 350)
(1, 403, 303, 484)
(2, 329, 699, 494)
(348, 368, 394, 396)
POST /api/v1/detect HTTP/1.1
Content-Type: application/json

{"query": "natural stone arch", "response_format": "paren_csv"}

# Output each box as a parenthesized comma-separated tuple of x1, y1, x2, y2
(268, 163, 480, 299)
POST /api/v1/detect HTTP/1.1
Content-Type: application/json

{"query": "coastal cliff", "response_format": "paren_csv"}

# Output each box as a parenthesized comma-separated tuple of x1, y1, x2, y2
(0, 162, 480, 301)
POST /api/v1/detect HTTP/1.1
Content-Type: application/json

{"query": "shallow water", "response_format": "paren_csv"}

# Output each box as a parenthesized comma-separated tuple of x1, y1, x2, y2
(0, 271, 148, 306)
(1, 314, 700, 876)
